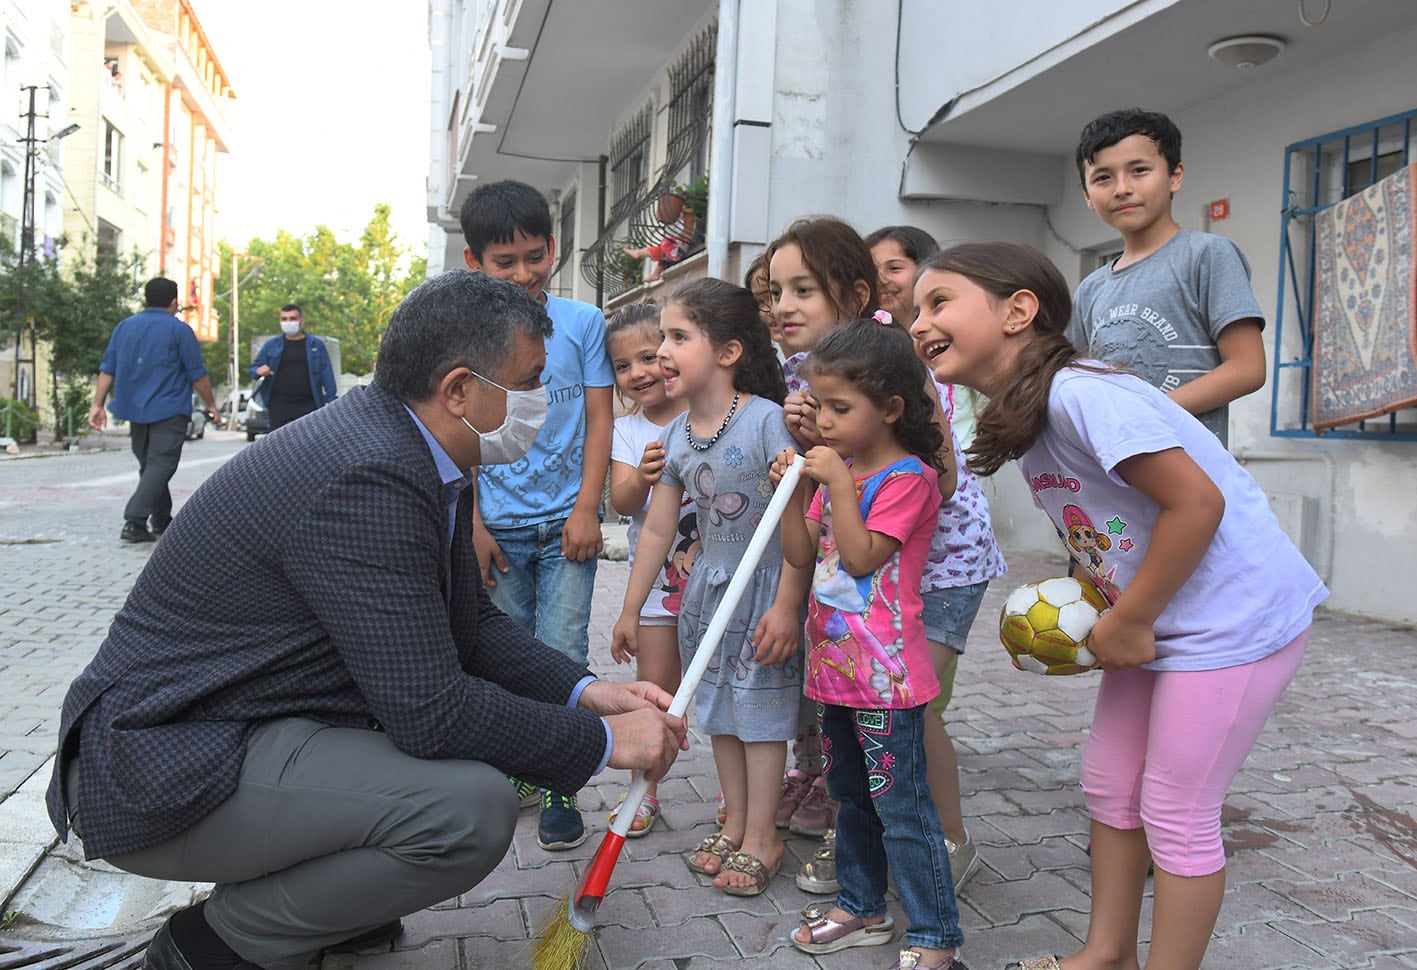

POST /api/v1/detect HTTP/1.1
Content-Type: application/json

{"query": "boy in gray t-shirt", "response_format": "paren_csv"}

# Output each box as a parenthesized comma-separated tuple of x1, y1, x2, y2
(1067, 108, 1266, 445)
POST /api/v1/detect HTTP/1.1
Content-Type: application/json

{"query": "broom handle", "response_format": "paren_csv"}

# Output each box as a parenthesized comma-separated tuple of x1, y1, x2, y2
(608, 453, 806, 839)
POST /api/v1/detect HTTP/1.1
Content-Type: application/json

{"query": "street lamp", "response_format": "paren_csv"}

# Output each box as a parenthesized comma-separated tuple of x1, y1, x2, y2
(226, 251, 263, 427)
(11, 83, 78, 428)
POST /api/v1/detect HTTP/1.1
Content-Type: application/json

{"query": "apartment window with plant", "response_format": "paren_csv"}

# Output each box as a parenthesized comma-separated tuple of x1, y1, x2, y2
(666, 24, 716, 182)
(102, 119, 124, 193)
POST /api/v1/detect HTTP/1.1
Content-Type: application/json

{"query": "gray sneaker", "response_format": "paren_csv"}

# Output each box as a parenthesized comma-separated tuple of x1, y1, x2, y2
(946, 830, 981, 895)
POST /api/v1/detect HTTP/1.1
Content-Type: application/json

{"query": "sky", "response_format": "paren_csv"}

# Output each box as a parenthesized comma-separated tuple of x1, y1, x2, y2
(190, 0, 431, 252)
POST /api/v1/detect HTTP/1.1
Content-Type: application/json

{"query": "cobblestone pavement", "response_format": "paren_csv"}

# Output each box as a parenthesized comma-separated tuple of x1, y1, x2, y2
(3, 440, 1416, 969)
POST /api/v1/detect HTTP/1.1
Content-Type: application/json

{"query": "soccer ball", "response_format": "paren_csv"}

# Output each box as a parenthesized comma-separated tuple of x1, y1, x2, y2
(998, 576, 1109, 675)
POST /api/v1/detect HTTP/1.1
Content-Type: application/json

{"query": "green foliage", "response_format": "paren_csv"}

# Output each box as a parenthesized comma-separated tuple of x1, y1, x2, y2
(609, 246, 645, 287)
(672, 174, 709, 219)
(58, 378, 92, 438)
(0, 234, 145, 437)
(0, 397, 39, 440)
(211, 205, 426, 381)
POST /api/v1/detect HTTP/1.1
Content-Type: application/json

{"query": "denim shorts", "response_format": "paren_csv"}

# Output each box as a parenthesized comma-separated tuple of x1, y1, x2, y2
(921, 581, 988, 718)
(919, 581, 988, 652)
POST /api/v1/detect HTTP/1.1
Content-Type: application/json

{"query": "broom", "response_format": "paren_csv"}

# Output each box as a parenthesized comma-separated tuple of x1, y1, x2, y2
(531, 454, 807, 970)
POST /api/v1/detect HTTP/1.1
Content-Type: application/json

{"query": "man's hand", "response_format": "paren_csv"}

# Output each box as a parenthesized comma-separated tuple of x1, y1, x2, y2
(472, 526, 508, 588)
(205, 407, 225, 428)
(604, 708, 689, 782)
(577, 677, 673, 715)
(561, 508, 604, 562)
(88, 404, 107, 431)
(256, 365, 273, 377)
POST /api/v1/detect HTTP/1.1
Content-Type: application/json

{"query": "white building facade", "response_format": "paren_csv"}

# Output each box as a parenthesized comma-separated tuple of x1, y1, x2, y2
(427, 0, 1417, 625)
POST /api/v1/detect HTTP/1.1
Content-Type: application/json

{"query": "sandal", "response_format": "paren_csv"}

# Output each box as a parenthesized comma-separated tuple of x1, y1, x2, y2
(608, 793, 659, 838)
(716, 792, 727, 826)
(894, 948, 968, 969)
(716, 849, 781, 897)
(791, 909, 895, 954)
(685, 832, 738, 875)
(1005, 959, 1061, 970)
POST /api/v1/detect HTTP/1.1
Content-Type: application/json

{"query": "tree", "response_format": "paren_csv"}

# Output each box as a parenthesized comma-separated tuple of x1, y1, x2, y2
(0, 235, 145, 438)
(209, 205, 426, 383)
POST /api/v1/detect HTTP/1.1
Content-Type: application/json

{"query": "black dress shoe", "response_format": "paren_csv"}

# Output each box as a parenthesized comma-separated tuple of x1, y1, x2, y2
(150, 519, 171, 536)
(144, 917, 205, 970)
(144, 911, 263, 970)
(320, 919, 404, 955)
(121, 521, 156, 543)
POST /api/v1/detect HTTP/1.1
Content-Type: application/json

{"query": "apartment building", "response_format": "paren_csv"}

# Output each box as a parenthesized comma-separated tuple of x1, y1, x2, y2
(427, 0, 1417, 623)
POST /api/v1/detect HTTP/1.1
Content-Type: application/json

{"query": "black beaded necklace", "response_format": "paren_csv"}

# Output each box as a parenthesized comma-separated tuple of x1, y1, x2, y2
(685, 392, 741, 452)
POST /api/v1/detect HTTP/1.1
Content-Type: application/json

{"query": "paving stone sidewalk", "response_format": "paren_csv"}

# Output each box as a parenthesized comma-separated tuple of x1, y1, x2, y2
(3, 454, 1416, 968)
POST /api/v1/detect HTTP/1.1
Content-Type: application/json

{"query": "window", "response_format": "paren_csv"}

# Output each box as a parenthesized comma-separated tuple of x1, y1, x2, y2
(666, 25, 716, 181)
(96, 218, 120, 258)
(1273, 107, 1417, 439)
(609, 104, 652, 221)
(555, 190, 575, 275)
(102, 119, 124, 192)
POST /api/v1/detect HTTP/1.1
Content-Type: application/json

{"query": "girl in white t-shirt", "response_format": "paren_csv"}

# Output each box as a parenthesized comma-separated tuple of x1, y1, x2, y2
(605, 303, 689, 837)
(910, 241, 1327, 970)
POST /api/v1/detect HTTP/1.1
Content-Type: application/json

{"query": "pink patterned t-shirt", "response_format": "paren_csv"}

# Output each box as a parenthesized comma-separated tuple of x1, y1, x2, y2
(804, 457, 942, 710)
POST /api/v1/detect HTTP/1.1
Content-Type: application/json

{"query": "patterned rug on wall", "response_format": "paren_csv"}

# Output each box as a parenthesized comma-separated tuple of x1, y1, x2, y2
(1312, 161, 1417, 431)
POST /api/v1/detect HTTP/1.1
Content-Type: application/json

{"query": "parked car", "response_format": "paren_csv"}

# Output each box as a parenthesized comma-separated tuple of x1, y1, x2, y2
(186, 393, 208, 441)
(244, 377, 270, 442)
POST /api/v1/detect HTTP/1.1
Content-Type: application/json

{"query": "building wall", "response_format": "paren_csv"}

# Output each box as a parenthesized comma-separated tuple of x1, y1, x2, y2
(1014, 21, 1417, 625)
(2, 0, 70, 418)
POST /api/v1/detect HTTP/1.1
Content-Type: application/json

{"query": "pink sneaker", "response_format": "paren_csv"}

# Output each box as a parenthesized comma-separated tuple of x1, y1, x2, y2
(775, 769, 814, 828)
(789, 776, 835, 837)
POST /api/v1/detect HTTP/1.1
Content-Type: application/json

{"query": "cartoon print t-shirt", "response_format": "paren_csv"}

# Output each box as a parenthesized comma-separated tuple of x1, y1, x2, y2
(1017, 366, 1327, 672)
(612, 411, 696, 619)
(804, 457, 942, 710)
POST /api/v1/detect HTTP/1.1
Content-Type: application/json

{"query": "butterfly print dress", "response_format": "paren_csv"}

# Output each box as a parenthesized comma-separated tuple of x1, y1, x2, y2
(660, 395, 803, 742)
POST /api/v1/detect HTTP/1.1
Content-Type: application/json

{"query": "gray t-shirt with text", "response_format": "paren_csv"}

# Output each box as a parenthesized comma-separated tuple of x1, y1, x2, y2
(1067, 229, 1264, 444)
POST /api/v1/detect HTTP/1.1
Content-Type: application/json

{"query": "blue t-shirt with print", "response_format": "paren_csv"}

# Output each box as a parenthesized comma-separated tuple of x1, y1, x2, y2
(477, 293, 613, 528)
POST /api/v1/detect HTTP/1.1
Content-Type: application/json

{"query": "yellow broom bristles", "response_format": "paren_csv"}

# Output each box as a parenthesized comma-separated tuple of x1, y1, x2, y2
(531, 895, 590, 970)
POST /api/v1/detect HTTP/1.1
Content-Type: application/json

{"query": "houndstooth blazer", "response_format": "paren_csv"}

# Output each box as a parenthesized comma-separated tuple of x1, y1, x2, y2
(46, 382, 607, 860)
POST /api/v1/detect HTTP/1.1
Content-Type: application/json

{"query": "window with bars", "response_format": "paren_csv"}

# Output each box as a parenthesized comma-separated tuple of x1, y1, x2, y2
(555, 190, 576, 276)
(666, 25, 715, 181)
(1273, 107, 1417, 440)
(609, 105, 652, 220)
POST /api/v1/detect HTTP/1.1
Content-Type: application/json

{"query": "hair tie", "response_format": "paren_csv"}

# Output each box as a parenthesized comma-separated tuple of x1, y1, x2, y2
(872, 309, 893, 326)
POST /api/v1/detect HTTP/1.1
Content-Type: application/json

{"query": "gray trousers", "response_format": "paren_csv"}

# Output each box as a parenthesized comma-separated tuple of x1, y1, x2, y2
(75, 718, 518, 970)
(124, 414, 189, 526)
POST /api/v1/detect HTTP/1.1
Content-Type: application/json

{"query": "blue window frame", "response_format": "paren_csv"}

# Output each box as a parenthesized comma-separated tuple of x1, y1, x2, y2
(1273, 107, 1417, 440)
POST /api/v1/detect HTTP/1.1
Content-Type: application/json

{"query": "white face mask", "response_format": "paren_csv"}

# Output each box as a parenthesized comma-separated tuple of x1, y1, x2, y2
(460, 370, 547, 464)
(280, 320, 301, 336)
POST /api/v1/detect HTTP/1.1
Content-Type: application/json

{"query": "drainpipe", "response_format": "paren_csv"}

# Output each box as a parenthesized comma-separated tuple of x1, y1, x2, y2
(595, 154, 607, 307)
(705, 0, 739, 281)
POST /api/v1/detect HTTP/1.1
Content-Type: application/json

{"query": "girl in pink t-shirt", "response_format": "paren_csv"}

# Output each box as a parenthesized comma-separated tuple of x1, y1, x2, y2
(772, 319, 965, 970)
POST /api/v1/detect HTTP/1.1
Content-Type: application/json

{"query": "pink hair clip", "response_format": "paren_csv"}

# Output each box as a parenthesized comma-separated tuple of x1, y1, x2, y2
(872, 309, 893, 326)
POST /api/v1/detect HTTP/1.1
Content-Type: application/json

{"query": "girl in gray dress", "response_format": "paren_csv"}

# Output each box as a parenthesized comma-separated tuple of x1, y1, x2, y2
(612, 278, 803, 897)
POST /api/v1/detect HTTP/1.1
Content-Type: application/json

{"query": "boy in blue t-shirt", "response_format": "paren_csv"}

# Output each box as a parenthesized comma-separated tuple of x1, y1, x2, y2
(460, 180, 614, 852)
(1067, 108, 1266, 445)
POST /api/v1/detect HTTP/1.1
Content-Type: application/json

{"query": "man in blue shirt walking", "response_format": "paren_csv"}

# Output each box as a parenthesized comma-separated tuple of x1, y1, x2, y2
(89, 277, 222, 543)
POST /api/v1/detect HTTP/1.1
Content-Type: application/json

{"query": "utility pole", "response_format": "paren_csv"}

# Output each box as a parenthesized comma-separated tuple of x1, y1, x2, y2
(11, 84, 78, 434)
(227, 252, 262, 425)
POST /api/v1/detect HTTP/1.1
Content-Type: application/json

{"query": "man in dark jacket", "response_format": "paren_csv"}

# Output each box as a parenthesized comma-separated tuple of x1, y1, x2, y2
(249, 304, 338, 430)
(48, 271, 686, 970)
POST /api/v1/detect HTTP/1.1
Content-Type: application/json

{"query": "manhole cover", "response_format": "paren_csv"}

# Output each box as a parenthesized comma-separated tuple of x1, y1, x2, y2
(0, 936, 147, 970)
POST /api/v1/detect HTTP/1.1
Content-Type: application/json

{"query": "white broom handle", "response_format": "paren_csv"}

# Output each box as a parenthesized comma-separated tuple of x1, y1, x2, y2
(610, 454, 806, 838)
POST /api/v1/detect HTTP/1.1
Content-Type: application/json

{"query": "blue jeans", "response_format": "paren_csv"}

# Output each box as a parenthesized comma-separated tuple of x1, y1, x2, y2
(819, 703, 964, 951)
(484, 519, 597, 666)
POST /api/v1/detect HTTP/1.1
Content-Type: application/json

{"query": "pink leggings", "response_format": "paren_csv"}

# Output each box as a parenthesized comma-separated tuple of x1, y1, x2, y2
(1080, 628, 1309, 877)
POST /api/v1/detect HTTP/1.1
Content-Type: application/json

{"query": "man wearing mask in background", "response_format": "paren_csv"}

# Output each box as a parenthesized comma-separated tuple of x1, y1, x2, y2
(250, 303, 338, 431)
(48, 271, 687, 970)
